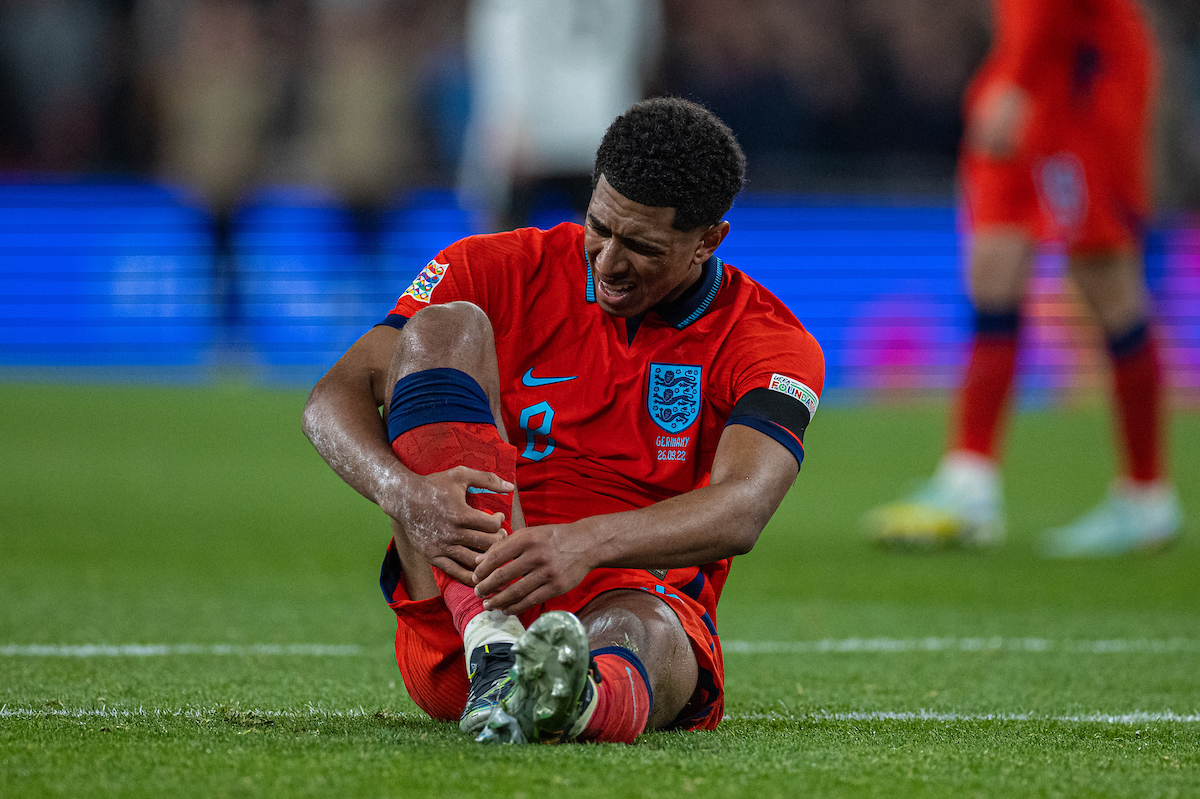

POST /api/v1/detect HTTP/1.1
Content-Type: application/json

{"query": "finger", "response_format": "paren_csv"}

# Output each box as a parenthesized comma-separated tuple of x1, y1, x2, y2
(442, 544, 493, 572)
(472, 509, 507, 535)
(473, 560, 515, 598)
(454, 509, 506, 540)
(429, 556, 475, 586)
(455, 528, 506, 554)
(489, 583, 560, 617)
(480, 572, 541, 613)
(457, 467, 515, 495)
(472, 541, 514, 586)
(433, 526, 501, 557)
(473, 546, 528, 596)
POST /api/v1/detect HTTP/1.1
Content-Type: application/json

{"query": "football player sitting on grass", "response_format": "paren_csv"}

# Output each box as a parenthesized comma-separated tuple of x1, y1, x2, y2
(303, 98, 824, 743)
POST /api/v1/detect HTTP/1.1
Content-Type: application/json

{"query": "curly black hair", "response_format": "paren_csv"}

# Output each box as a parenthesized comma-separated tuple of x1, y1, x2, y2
(592, 97, 746, 232)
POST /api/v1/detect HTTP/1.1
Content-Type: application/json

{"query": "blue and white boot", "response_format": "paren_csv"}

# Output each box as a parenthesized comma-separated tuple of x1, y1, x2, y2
(1042, 481, 1183, 558)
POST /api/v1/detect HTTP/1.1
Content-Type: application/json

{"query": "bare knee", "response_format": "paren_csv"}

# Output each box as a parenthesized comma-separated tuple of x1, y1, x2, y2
(386, 301, 502, 404)
(1067, 250, 1149, 336)
(968, 228, 1034, 310)
(394, 302, 494, 370)
(578, 590, 699, 730)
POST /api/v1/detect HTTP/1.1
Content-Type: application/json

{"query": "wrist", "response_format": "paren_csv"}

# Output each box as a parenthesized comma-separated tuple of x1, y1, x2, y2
(374, 459, 420, 520)
(565, 516, 610, 571)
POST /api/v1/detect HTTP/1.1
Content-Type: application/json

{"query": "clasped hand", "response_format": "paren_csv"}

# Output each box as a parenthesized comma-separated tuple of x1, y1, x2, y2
(471, 522, 593, 616)
(384, 465, 512, 586)
(386, 466, 593, 615)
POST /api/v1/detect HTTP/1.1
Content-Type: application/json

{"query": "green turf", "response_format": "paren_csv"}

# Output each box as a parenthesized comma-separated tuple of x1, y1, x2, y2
(1, 383, 1198, 798)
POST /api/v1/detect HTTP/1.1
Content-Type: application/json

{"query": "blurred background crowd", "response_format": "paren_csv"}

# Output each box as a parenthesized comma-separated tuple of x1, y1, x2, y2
(2, 0, 1200, 395)
(3, 0, 1200, 213)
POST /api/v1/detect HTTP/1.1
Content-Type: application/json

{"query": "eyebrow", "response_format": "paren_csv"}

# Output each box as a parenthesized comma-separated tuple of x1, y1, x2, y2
(587, 214, 667, 255)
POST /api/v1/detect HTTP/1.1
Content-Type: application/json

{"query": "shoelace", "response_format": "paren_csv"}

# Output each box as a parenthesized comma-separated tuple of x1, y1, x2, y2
(468, 643, 515, 686)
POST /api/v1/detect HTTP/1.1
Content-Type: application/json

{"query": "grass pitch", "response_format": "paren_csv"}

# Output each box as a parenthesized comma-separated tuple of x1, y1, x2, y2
(1, 382, 1198, 798)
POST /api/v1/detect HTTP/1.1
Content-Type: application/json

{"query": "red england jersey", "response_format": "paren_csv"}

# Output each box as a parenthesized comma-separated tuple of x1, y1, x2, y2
(384, 222, 824, 526)
(382, 222, 823, 644)
(379, 222, 821, 727)
(961, 0, 1156, 249)
(968, 0, 1152, 113)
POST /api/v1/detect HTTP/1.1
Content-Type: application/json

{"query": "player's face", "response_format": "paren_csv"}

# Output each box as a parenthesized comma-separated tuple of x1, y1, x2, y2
(584, 175, 729, 318)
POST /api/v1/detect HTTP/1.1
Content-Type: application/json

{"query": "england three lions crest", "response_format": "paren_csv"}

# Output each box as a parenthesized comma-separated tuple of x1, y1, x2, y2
(647, 363, 701, 433)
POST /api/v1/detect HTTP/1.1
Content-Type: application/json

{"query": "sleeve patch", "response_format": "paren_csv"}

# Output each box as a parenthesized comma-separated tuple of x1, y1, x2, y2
(401, 260, 449, 304)
(768, 373, 819, 419)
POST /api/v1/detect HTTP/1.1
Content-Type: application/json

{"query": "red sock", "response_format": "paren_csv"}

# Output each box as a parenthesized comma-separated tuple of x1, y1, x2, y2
(1110, 333, 1164, 483)
(578, 650, 652, 744)
(952, 334, 1018, 459)
(391, 421, 517, 635)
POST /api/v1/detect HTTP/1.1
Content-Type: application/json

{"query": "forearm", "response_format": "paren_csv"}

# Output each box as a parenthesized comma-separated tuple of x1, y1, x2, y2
(305, 323, 513, 584)
(303, 358, 508, 574)
(580, 424, 797, 569)
(302, 373, 413, 513)
(473, 425, 800, 615)
(571, 478, 779, 570)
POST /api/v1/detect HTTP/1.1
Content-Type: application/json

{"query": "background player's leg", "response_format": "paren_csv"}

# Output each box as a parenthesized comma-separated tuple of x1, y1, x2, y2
(1066, 249, 1150, 349)
(1042, 250, 1182, 556)
(966, 227, 1036, 312)
(952, 228, 1035, 460)
(864, 227, 1032, 548)
(1070, 252, 1158, 482)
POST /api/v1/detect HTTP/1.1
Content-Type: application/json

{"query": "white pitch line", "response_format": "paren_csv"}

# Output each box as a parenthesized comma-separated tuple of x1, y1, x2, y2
(2, 706, 1197, 725)
(721, 637, 1200, 654)
(0, 644, 363, 657)
(2, 638, 1199, 658)
(0, 706, 393, 720)
(728, 710, 1200, 724)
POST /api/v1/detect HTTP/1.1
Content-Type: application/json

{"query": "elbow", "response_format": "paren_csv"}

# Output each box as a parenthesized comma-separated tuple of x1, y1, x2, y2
(301, 383, 326, 445)
(727, 526, 762, 557)
(724, 491, 778, 557)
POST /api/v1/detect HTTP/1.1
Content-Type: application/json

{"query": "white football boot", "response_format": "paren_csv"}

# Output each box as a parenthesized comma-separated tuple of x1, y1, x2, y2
(864, 450, 1005, 548)
(1041, 480, 1183, 558)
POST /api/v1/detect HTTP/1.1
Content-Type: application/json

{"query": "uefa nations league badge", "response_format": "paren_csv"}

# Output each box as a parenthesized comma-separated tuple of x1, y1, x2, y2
(647, 363, 701, 433)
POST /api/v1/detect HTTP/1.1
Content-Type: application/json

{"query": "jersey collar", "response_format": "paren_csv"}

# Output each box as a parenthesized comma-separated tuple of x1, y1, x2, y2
(583, 248, 724, 331)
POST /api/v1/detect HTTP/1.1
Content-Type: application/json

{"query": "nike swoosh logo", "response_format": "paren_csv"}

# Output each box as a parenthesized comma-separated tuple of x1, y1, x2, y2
(521, 368, 578, 387)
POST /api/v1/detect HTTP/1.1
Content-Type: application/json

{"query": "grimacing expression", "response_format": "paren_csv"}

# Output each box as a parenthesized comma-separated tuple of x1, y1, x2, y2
(583, 175, 728, 318)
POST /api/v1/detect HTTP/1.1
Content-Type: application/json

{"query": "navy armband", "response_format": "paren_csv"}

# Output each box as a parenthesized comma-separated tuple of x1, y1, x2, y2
(725, 387, 812, 468)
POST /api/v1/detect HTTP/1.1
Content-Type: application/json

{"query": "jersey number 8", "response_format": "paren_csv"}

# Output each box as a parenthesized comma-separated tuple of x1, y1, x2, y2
(519, 402, 555, 461)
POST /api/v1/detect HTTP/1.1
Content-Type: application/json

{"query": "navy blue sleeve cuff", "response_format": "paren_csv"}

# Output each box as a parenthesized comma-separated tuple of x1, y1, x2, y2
(376, 313, 410, 330)
(725, 415, 805, 469)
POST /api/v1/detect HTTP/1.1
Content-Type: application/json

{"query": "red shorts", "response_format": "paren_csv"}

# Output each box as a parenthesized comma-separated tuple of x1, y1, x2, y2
(960, 40, 1156, 253)
(379, 541, 725, 730)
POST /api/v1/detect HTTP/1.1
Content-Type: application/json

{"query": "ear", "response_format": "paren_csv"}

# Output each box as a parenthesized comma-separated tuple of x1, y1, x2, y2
(693, 220, 731, 265)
